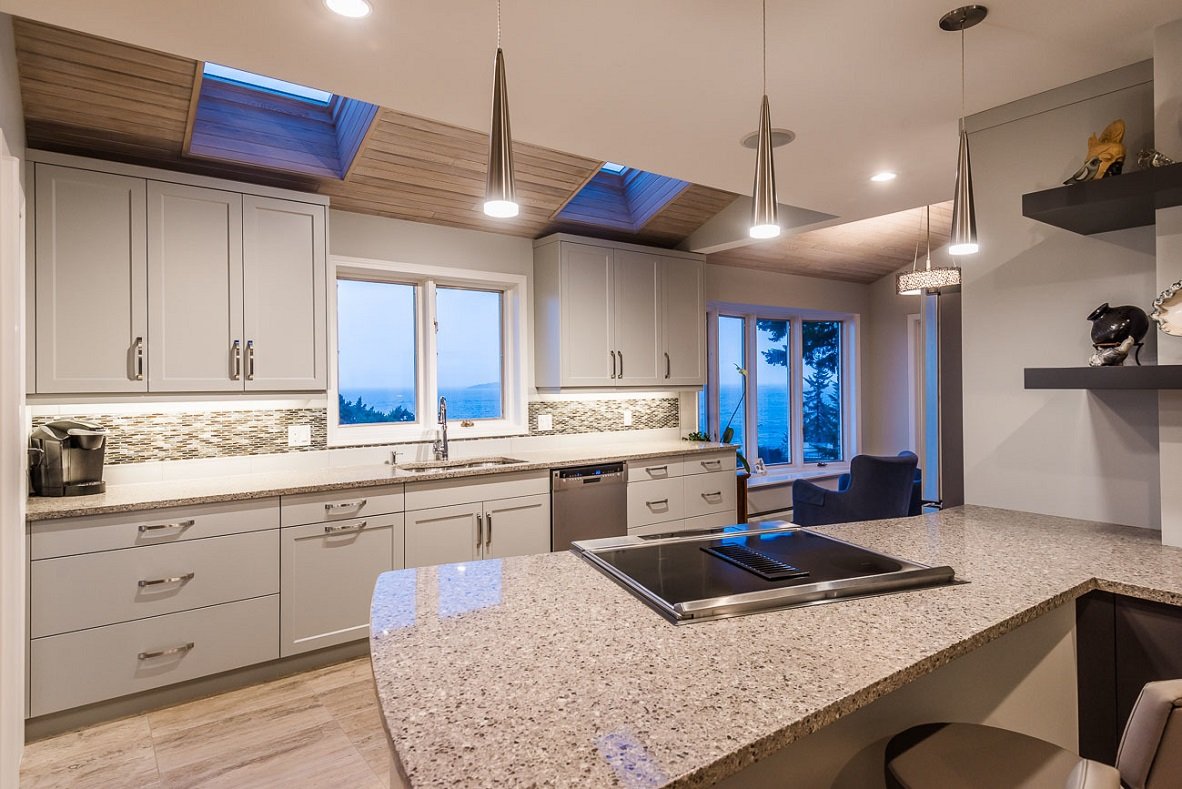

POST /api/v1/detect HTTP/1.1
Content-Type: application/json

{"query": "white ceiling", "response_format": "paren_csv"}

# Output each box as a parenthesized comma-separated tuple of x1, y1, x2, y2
(3, 0, 1179, 226)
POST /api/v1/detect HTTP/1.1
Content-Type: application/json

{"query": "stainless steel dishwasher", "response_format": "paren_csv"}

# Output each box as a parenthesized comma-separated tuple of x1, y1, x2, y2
(551, 463, 628, 551)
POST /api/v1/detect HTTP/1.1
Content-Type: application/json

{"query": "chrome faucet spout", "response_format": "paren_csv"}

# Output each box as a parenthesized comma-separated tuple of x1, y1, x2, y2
(432, 396, 449, 461)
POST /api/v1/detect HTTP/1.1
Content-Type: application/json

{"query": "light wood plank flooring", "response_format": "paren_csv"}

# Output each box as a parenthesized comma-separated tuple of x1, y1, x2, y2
(20, 658, 391, 788)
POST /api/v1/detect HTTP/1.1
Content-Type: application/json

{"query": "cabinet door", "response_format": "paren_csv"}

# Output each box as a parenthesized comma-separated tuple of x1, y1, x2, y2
(147, 182, 243, 392)
(35, 165, 147, 393)
(661, 257, 705, 386)
(482, 494, 550, 559)
(559, 242, 615, 386)
(405, 503, 481, 568)
(613, 249, 662, 386)
(242, 196, 326, 391)
(280, 513, 402, 657)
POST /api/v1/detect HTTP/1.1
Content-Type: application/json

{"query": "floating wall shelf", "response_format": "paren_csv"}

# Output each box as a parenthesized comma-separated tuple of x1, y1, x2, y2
(1021, 163, 1182, 235)
(1024, 365, 1182, 390)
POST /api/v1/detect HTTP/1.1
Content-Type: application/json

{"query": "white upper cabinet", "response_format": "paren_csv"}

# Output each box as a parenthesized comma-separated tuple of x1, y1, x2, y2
(147, 182, 243, 392)
(534, 235, 705, 390)
(242, 196, 327, 392)
(34, 165, 147, 393)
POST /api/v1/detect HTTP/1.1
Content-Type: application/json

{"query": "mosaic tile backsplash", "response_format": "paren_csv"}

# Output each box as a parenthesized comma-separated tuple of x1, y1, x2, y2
(34, 397, 681, 465)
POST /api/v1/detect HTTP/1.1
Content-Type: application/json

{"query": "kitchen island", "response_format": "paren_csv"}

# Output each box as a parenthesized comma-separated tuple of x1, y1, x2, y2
(369, 505, 1182, 788)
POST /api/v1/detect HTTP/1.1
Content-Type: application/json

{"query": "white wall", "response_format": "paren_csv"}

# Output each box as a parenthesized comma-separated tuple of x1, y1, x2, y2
(962, 64, 1162, 529)
(706, 264, 871, 316)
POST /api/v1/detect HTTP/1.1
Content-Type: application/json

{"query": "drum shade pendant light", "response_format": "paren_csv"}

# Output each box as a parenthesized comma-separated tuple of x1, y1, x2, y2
(897, 205, 961, 295)
(483, 0, 518, 219)
(749, 0, 780, 239)
(941, 5, 986, 255)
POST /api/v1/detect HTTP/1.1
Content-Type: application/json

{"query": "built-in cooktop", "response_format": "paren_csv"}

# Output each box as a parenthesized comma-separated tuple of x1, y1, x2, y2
(572, 523, 958, 624)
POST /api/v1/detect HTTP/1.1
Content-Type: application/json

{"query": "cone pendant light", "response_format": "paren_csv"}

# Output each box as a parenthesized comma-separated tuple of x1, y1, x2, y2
(483, 0, 518, 219)
(940, 5, 987, 255)
(749, 0, 780, 239)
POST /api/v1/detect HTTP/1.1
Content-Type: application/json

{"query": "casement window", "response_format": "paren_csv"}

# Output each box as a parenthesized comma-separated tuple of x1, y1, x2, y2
(329, 257, 527, 445)
(698, 306, 857, 470)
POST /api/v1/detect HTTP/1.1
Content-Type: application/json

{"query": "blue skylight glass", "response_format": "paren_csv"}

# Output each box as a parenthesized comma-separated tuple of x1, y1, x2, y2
(601, 162, 629, 175)
(203, 63, 333, 104)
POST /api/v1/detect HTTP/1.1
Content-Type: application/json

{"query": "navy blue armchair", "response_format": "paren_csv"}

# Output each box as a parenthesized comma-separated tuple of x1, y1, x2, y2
(791, 451, 921, 527)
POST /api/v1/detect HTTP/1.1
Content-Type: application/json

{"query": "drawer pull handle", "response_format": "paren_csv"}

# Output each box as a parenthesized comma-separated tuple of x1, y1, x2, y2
(138, 572, 195, 588)
(646, 466, 668, 474)
(647, 499, 669, 508)
(139, 519, 195, 534)
(701, 460, 722, 469)
(138, 642, 194, 661)
(325, 500, 367, 512)
(702, 491, 723, 500)
(324, 521, 367, 534)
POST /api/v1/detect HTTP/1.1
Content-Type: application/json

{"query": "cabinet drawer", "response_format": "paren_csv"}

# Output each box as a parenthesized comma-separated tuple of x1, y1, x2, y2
(627, 456, 683, 481)
(683, 510, 740, 532)
(684, 452, 737, 476)
(280, 513, 403, 657)
(30, 498, 280, 560)
(29, 595, 279, 717)
(31, 528, 278, 638)
(684, 470, 736, 518)
(281, 484, 404, 527)
(627, 518, 686, 538)
(627, 477, 684, 528)
(405, 471, 548, 511)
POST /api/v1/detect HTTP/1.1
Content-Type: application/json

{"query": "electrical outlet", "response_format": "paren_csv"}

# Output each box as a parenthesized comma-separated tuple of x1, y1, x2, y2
(622, 409, 633, 427)
(287, 425, 312, 447)
(536, 413, 554, 432)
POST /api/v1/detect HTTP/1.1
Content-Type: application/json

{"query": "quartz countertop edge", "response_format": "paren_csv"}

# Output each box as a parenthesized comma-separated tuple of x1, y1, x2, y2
(367, 506, 1182, 789)
(25, 441, 736, 521)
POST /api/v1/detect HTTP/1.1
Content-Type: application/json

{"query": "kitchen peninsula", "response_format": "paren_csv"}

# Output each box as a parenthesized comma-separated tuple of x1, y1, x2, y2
(369, 506, 1182, 788)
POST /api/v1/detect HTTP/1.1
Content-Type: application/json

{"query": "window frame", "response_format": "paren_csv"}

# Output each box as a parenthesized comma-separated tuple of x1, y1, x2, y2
(702, 302, 859, 473)
(328, 255, 529, 446)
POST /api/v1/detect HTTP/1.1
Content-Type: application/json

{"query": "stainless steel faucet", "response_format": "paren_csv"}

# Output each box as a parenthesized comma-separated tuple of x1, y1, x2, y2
(432, 396, 449, 461)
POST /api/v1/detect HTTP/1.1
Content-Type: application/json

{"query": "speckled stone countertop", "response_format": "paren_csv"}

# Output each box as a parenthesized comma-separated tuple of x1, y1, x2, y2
(25, 441, 734, 521)
(369, 505, 1182, 788)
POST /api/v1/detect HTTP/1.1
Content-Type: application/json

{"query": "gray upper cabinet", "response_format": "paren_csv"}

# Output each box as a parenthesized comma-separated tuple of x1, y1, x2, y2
(533, 235, 705, 389)
(147, 182, 243, 392)
(242, 196, 327, 392)
(34, 165, 147, 393)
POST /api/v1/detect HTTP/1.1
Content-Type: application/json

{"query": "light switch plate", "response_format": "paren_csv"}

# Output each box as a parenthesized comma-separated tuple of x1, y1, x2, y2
(622, 409, 633, 427)
(536, 413, 553, 431)
(287, 425, 312, 447)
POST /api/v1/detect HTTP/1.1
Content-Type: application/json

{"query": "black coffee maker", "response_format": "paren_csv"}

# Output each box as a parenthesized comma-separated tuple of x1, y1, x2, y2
(28, 419, 109, 497)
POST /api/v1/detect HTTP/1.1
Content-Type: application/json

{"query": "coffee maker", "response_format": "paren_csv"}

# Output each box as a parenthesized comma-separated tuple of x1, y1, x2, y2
(28, 419, 109, 497)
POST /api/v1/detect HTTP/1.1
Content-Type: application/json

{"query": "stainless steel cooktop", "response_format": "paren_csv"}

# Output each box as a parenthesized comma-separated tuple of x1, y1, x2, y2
(572, 522, 958, 624)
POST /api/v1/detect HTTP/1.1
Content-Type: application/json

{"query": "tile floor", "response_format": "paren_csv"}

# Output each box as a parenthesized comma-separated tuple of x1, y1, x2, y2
(19, 658, 391, 788)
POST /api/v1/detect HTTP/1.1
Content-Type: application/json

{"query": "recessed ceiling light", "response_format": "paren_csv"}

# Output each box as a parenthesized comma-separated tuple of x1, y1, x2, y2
(870, 171, 897, 182)
(325, 0, 371, 18)
(740, 128, 796, 149)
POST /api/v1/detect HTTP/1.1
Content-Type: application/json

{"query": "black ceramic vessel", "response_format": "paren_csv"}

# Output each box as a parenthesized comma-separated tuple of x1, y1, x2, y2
(1088, 303, 1149, 365)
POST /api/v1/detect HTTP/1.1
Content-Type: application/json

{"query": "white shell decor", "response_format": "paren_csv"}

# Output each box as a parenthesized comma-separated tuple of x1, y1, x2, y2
(1151, 280, 1182, 337)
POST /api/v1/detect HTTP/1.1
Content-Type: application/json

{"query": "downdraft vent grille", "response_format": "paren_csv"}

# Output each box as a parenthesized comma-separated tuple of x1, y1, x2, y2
(702, 544, 811, 582)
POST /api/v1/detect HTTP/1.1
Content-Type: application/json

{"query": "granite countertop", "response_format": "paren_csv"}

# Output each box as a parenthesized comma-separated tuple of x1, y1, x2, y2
(24, 441, 735, 521)
(368, 505, 1182, 788)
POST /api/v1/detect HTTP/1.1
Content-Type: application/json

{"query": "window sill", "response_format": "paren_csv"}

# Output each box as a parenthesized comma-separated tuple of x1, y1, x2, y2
(747, 464, 850, 490)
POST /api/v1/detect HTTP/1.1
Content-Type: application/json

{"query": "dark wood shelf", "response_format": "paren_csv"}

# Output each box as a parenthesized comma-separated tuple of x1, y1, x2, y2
(1024, 365, 1182, 390)
(1021, 162, 1182, 235)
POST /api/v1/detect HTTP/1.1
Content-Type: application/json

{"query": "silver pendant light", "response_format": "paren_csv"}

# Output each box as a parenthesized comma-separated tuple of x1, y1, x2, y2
(749, 0, 780, 239)
(484, 0, 518, 219)
(941, 5, 986, 255)
(897, 205, 962, 295)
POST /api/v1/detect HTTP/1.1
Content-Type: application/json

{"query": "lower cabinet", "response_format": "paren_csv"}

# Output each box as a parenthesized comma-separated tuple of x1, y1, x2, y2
(626, 450, 738, 534)
(405, 493, 550, 568)
(280, 512, 405, 657)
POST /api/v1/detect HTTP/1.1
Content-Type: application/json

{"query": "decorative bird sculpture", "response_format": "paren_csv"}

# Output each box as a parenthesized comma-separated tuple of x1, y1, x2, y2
(1064, 119, 1126, 185)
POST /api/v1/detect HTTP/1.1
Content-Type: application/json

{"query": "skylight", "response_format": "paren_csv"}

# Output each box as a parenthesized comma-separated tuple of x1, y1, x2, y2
(601, 162, 629, 175)
(202, 63, 333, 105)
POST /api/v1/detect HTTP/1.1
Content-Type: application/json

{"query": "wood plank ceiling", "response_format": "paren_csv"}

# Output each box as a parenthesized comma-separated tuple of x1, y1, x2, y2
(12, 18, 737, 245)
(706, 201, 956, 284)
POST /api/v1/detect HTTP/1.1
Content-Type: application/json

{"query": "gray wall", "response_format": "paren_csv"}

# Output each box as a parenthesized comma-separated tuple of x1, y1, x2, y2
(962, 63, 1161, 529)
(706, 264, 871, 316)
(863, 266, 921, 456)
(0, 15, 23, 160)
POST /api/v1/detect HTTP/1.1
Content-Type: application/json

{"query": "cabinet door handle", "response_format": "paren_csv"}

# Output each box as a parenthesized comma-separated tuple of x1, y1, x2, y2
(476, 513, 484, 550)
(245, 340, 256, 381)
(132, 337, 145, 381)
(324, 520, 367, 534)
(486, 513, 493, 548)
(610, 350, 617, 380)
(325, 499, 367, 512)
(647, 498, 669, 508)
(618, 350, 624, 378)
(231, 339, 242, 381)
(138, 571, 195, 588)
(138, 642, 194, 661)
(665, 352, 671, 379)
(138, 519, 195, 534)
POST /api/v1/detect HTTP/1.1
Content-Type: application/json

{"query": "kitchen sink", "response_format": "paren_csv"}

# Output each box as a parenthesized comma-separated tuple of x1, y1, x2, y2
(399, 457, 529, 473)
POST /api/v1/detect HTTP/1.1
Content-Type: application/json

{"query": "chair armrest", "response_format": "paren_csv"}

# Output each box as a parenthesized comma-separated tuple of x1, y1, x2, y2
(1064, 759, 1120, 789)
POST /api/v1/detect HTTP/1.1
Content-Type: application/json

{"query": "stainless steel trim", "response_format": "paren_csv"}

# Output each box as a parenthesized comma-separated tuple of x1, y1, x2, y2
(231, 339, 242, 381)
(138, 519, 195, 533)
(324, 520, 367, 534)
(485, 513, 492, 548)
(133, 337, 144, 381)
(138, 642, 194, 660)
(476, 513, 484, 550)
(138, 572, 195, 588)
(665, 352, 671, 379)
(610, 350, 617, 379)
(325, 500, 367, 512)
(246, 339, 255, 381)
